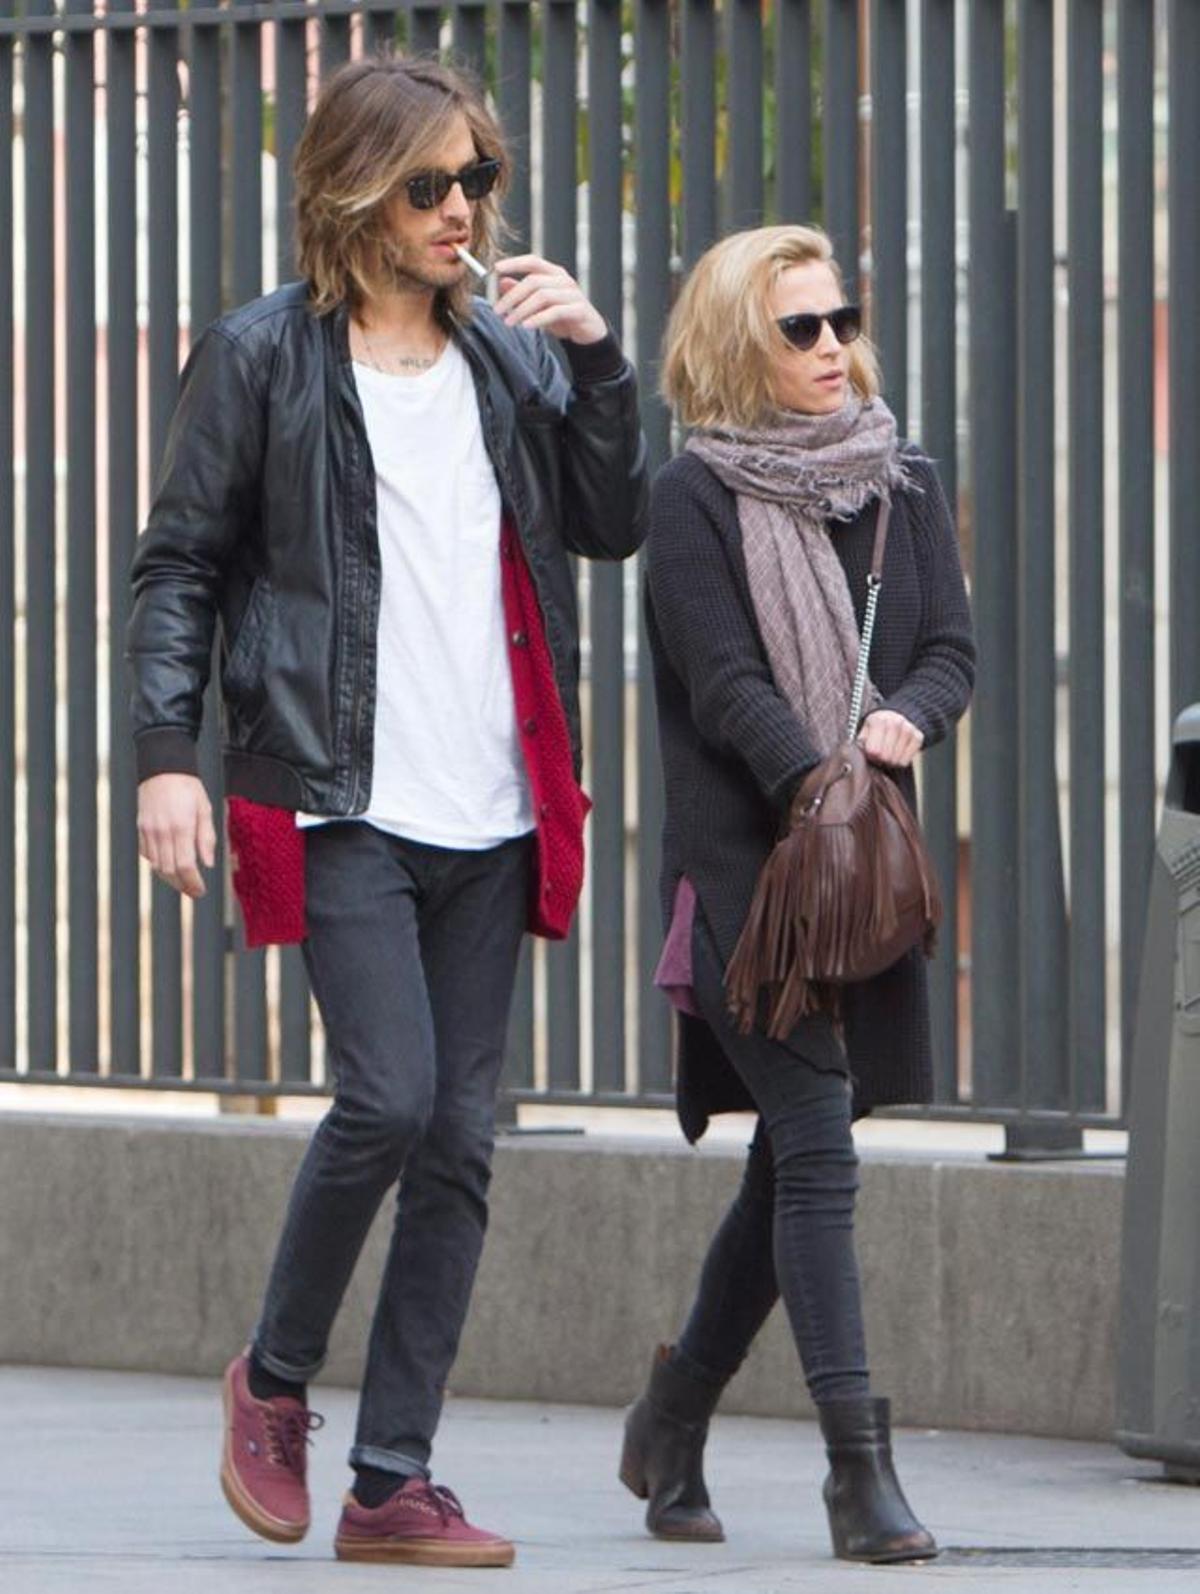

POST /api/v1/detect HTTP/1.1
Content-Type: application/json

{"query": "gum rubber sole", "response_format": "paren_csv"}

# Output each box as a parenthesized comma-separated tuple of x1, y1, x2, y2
(220, 1372, 309, 1545)
(334, 1534, 516, 1567)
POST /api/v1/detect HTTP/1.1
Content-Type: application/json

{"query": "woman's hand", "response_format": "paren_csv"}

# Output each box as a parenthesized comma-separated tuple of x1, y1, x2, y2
(858, 709, 924, 769)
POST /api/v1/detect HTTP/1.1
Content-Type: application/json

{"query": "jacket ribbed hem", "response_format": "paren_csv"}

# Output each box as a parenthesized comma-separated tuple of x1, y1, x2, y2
(134, 728, 199, 782)
(223, 749, 309, 810)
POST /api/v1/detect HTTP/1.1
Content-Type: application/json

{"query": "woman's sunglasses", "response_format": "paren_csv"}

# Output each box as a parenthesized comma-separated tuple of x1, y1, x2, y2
(776, 305, 863, 352)
(405, 158, 503, 212)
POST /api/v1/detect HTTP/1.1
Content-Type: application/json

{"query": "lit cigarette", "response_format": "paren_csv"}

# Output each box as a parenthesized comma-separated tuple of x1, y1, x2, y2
(453, 243, 489, 279)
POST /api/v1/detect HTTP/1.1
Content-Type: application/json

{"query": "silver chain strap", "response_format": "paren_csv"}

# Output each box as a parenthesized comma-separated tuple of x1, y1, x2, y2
(845, 572, 882, 743)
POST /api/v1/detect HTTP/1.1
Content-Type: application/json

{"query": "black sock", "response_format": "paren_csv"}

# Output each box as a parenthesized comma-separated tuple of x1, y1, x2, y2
(247, 1350, 306, 1405)
(353, 1465, 410, 1508)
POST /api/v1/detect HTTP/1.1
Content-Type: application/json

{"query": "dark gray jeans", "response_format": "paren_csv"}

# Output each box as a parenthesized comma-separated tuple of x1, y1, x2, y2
(676, 913, 870, 1405)
(252, 821, 532, 1479)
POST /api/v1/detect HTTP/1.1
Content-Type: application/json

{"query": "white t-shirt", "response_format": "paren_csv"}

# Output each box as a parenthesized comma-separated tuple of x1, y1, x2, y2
(299, 341, 533, 849)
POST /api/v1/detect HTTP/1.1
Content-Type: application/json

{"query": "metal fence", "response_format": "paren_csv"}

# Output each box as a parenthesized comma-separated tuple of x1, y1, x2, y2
(0, 0, 1194, 1150)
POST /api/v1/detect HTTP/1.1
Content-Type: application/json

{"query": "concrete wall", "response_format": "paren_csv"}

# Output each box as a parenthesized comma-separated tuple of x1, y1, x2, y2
(0, 1113, 1123, 1440)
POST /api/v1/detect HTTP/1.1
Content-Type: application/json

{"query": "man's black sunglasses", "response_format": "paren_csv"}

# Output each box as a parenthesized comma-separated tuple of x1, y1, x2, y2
(776, 305, 863, 352)
(405, 158, 503, 211)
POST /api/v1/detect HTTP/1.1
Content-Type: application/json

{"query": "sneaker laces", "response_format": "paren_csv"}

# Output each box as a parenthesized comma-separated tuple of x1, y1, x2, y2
(263, 1405, 324, 1474)
(409, 1481, 466, 1524)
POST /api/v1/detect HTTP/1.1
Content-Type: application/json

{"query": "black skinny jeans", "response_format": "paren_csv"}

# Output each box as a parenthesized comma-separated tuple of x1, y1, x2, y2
(675, 914, 870, 1405)
(252, 821, 531, 1479)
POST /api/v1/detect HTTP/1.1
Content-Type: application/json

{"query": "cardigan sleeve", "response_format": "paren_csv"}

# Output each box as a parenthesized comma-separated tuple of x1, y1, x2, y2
(878, 456, 976, 745)
(646, 462, 822, 808)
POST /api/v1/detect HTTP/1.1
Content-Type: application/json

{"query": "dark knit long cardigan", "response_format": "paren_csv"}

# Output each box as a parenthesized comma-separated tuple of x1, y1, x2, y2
(645, 446, 975, 1142)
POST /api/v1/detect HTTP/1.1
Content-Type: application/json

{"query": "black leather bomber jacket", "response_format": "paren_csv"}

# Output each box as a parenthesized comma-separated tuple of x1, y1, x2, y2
(127, 281, 649, 813)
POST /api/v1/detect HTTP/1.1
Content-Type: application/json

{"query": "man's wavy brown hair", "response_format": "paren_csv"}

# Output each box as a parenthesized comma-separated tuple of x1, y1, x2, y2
(294, 53, 510, 319)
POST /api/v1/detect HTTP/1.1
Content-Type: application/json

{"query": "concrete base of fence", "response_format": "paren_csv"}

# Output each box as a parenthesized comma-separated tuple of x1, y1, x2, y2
(0, 1112, 1123, 1442)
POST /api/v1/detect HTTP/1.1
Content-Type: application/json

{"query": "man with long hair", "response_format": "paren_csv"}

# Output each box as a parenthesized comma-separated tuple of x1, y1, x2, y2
(128, 54, 647, 1567)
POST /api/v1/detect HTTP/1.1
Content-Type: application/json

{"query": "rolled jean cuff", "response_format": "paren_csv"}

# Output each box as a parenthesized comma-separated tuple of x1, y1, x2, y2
(349, 1444, 430, 1481)
(250, 1336, 327, 1385)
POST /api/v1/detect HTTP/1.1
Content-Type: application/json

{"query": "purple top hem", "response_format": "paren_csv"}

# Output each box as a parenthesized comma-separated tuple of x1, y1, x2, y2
(652, 874, 700, 1017)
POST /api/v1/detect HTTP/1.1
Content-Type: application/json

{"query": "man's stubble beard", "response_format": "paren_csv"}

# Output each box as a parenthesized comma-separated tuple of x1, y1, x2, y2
(378, 236, 458, 299)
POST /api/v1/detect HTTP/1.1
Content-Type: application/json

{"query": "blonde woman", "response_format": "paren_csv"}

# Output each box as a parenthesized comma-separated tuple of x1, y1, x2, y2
(622, 226, 973, 1561)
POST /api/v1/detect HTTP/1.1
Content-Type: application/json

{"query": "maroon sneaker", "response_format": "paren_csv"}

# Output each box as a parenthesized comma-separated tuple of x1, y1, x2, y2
(220, 1350, 323, 1544)
(334, 1478, 516, 1567)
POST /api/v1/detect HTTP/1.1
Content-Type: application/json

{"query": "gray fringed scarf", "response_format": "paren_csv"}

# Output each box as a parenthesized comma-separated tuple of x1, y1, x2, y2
(687, 397, 914, 757)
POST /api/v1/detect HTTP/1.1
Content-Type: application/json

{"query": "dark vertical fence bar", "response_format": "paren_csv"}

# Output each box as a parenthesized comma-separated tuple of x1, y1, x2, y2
(24, 0, 57, 1071)
(66, 1, 98, 1071)
(265, 26, 317, 1088)
(107, 0, 141, 1075)
(1169, 0, 1200, 714)
(918, 0, 959, 1100)
(680, 0, 717, 265)
(634, 0, 672, 1092)
(276, 0, 310, 1093)
(541, 0, 578, 272)
(503, 942, 535, 1103)
(231, 1, 269, 1081)
(189, 11, 227, 1080)
(409, 6, 443, 59)
(188, 25, 223, 382)
(278, 948, 312, 1083)
(869, 0, 907, 433)
(367, 4, 401, 53)
(1066, 0, 1106, 1114)
(968, 0, 1019, 1107)
(451, 1, 487, 73)
(0, 0, 13, 1067)
(587, 0, 626, 1095)
(276, 12, 309, 288)
(234, 1, 264, 306)
(1117, 0, 1156, 1083)
(775, 0, 812, 223)
(322, 6, 352, 73)
(497, 1, 533, 1102)
(497, 3, 533, 252)
(822, 0, 860, 296)
(148, 0, 184, 1078)
(1016, 0, 1068, 1111)
(542, 0, 580, 1090)
(726, 0, 764, 231)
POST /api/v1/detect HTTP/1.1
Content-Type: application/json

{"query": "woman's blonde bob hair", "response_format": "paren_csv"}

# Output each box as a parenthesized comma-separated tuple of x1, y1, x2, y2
(661, 225, 882, 429)
(294, 53, 509, 319)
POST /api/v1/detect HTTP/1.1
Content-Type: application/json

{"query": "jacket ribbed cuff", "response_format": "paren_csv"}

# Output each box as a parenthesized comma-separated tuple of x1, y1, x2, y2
(563, 330, 626, 385)
(135, 728, 200, 782)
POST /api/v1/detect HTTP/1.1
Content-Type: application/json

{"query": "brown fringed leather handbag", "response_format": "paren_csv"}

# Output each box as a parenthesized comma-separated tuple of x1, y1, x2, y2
(724, 501, 942, 1039)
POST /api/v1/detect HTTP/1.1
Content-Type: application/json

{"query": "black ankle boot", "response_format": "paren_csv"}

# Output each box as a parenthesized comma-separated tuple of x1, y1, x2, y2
(619, 1345, 725, 1542)
(818, 1397, 937, 1563)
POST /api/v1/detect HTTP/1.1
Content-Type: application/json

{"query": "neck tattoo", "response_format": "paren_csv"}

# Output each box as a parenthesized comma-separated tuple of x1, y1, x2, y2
(358, 321, 442, 375)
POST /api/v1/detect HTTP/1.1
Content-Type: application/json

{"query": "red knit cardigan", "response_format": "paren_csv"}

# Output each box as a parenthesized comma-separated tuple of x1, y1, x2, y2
(226, 518, 590, 947)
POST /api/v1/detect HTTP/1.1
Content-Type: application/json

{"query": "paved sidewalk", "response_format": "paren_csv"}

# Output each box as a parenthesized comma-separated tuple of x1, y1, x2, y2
(3, 1367, 1199, 1593)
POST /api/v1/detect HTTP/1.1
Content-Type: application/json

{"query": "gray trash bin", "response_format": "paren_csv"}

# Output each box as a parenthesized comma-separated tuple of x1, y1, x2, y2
(1116, 704, 1200, 1482)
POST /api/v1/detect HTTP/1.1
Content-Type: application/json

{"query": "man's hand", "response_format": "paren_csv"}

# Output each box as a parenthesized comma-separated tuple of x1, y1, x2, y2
(858, 710, 924, 769)
(137, 773, 217, 899)
(493, 254, 608, 345)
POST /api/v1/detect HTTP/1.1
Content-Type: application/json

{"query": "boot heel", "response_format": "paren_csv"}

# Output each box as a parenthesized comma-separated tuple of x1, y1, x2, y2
(618, 1442, 649, 1500)
(619, 1346, 725, 1542)
(818, 1398, 938, 1565)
